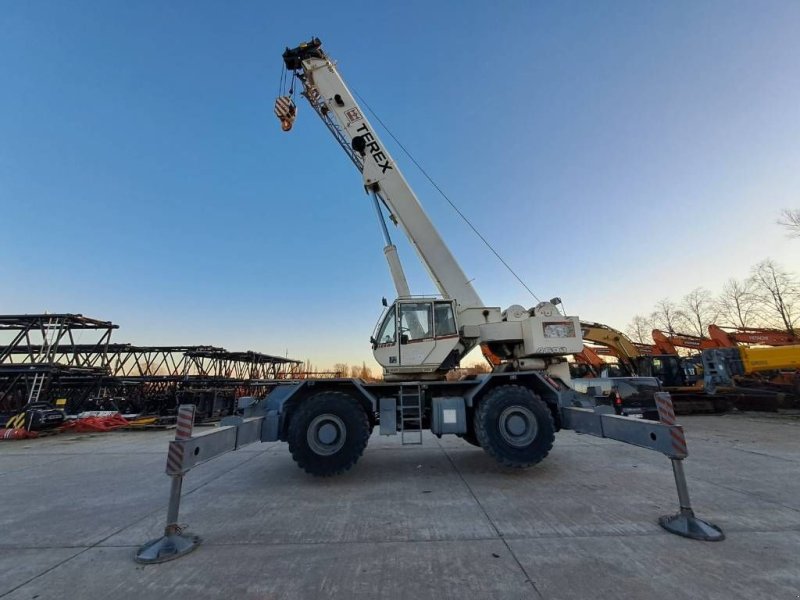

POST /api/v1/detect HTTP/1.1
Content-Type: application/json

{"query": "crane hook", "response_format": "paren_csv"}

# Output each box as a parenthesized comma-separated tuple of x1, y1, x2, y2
(274, 96, 297, 132)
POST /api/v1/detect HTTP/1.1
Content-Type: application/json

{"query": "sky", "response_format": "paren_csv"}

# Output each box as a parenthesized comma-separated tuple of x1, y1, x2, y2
(1, 1, 798, 369)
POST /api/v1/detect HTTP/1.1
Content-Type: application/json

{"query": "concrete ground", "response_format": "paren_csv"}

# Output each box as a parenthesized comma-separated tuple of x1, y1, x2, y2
(1, 413, 799, 600)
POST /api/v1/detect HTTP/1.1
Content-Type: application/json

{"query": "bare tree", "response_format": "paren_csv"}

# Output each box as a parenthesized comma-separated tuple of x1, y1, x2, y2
(650, 298, 689, 335)
(333, 363, 349, 377)
(298, 359, 316, 379)
(715, 278, 760, 328)
(681, 287, 718, 337)
(358, 362, 374, 381)
(626, 314, 653, 344)
(778, 208, 800, 238)
(750, 259, 800, 333)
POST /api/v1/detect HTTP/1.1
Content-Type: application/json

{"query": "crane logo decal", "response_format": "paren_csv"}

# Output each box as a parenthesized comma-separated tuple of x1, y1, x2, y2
(353, 124, 393, 173)
(345, 108, 363, 123)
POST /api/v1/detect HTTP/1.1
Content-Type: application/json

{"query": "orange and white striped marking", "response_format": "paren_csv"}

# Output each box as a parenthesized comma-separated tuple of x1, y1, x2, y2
(165, 405, 195, 475)
(175, 405, 195, 441)
(275, 96, 297, 131)
(655, 392, 687, 458)
(274, 96, 296, 118)
(655, 393, 676, 425)
(166, 443, 185, 475)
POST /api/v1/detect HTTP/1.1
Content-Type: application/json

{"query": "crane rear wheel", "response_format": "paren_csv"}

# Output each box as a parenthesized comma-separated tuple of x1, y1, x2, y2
(474, 384, 554, 468)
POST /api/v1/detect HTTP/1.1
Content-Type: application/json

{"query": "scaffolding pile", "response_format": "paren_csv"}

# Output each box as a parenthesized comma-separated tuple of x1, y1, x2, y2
(0, 313, 308, 421)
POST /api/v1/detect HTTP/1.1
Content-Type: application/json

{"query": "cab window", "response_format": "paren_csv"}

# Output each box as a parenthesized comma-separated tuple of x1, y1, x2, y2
(376, 306, 396, 345)
(434, 302, 457, 337)
(400, 303, 433, 342)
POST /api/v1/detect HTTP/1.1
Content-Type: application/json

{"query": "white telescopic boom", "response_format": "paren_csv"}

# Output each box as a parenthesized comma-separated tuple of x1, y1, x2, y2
(283, 40, 483, 311)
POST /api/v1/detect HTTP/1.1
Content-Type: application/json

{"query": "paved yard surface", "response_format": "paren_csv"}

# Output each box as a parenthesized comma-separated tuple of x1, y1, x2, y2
(1, 413, 799, 599)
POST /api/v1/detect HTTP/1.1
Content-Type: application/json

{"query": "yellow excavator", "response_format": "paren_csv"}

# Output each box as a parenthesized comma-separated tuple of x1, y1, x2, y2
(702, 344, 800, 398)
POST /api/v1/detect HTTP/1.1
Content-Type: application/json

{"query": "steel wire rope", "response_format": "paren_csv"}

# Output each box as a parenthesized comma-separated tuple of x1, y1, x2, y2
(277, 63, 286, 96)
(353, 90, 541, 303)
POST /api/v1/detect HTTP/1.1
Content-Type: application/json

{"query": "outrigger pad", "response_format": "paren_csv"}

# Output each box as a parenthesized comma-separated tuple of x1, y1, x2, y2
(135, 533, 201, 564)
(658, 511, 725, 541)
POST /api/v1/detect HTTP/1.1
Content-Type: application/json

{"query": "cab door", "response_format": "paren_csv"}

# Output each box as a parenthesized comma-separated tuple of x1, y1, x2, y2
(397, 301, 436, 367)
(372, 304, 400, 368)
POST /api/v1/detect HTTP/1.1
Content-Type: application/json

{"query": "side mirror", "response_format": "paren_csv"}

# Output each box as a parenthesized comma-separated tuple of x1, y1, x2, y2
(370, 336, 377, 348)
(400, 334, 409, 345)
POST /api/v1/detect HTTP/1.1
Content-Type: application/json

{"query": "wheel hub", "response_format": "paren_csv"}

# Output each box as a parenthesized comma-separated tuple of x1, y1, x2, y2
(318, 423, 338, 444)
(307, 414, 346, 456)
(498, 406, 538, 447)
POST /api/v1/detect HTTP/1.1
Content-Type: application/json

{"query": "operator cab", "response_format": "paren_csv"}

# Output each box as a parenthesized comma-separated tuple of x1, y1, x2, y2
(372, 298, 462, 378)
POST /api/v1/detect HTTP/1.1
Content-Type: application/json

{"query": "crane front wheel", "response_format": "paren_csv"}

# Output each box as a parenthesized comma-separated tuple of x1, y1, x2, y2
(287, 391, 370, 476)
(474, 385, 554, 468)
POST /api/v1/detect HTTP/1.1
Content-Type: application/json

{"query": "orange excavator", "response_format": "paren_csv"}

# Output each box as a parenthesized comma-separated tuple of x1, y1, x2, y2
(651, 330, 721, 355)
(572, 345, 631, 378)
(708, 325, 800, 348)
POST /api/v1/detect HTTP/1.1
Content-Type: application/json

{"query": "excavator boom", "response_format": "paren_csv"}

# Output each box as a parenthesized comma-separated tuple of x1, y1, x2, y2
(651, 330, 719, 354)
(708, 324, 800, 347)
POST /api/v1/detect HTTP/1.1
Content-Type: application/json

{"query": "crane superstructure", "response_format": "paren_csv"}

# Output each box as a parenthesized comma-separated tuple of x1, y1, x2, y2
(278, 38, 583, 382)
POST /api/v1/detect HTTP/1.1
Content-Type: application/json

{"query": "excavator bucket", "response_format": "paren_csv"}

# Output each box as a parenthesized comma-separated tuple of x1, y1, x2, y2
(274, 96, 297, 131)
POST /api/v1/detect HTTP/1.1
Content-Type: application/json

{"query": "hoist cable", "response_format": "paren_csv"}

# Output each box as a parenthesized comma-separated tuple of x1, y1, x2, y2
(277, 63, 286, 97)
(353, 90, 541, 303)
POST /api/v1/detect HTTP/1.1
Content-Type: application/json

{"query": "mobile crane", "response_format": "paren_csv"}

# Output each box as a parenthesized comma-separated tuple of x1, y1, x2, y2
(131, 41, 726, 565)
(255, 38, 691, 477)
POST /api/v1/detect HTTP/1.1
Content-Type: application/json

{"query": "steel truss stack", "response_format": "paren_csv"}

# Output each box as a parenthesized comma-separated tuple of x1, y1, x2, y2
(0, 313, 306, 419)
(0, 314, 117, 414)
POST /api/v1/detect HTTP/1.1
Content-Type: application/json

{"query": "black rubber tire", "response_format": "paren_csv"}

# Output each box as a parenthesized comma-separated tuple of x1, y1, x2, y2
(474, 384, 555, 468)
(458, 413, 481, 447)
(287, 391, 370, 477)
(457, 430, 482, 447)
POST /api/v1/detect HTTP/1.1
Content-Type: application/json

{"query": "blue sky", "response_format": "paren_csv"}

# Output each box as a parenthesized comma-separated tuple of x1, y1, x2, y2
(1, 1, 798, 368)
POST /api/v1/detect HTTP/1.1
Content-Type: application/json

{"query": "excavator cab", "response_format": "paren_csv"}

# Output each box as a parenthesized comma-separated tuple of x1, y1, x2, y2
(637, 355, 687, 388)
(372, 298, 461, 378)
